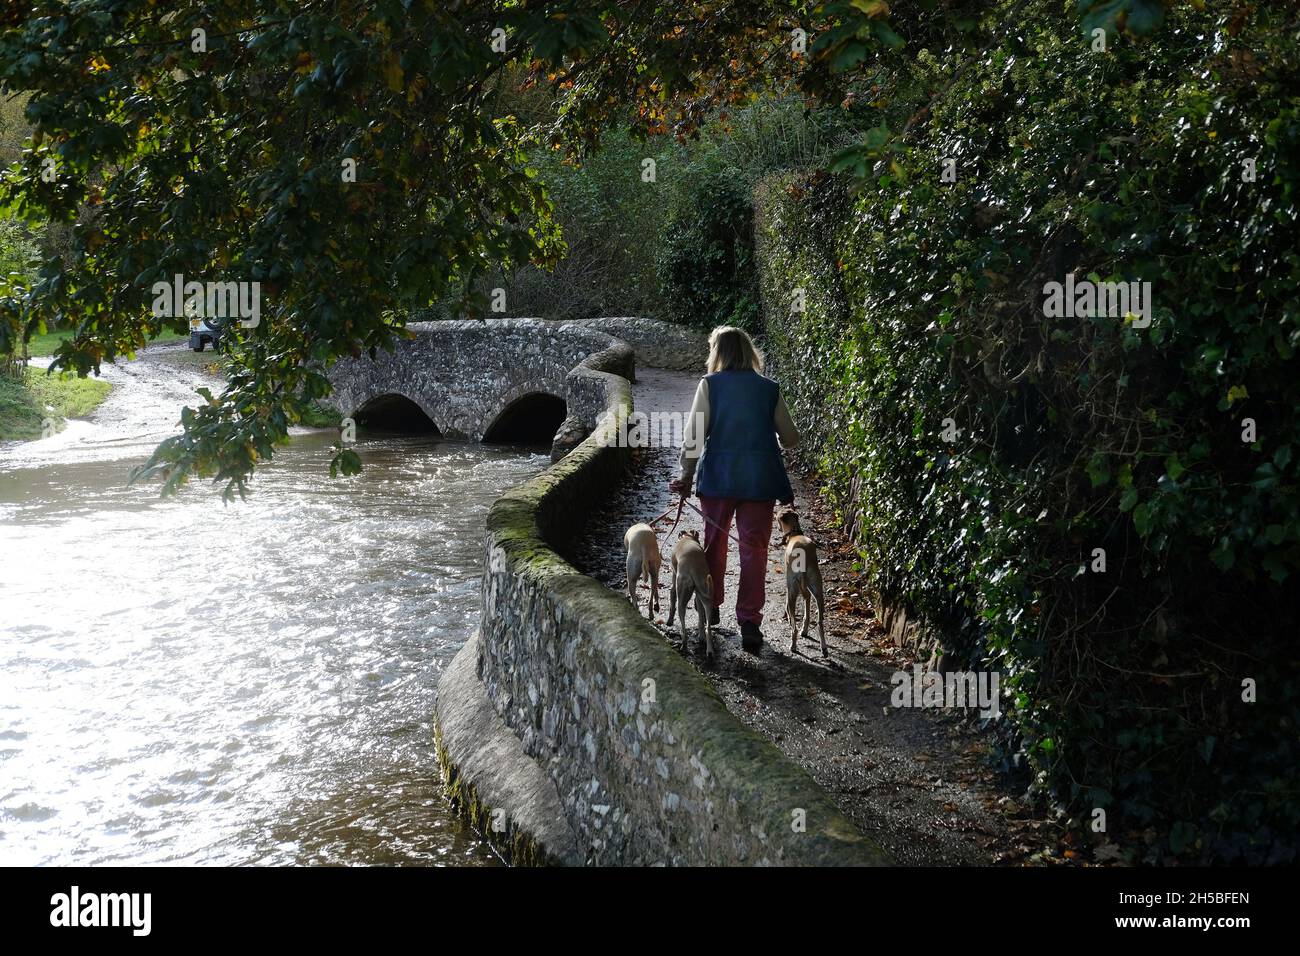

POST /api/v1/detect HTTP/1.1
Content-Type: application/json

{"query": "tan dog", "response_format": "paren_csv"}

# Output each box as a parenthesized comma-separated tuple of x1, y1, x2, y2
(624, 522, 661, 620)
(666, 529, 716, 664)
(777, 508, 827, 658)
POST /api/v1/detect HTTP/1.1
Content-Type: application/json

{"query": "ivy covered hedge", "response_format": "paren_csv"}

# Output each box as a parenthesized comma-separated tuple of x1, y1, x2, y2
(754, 4, 1300, 863)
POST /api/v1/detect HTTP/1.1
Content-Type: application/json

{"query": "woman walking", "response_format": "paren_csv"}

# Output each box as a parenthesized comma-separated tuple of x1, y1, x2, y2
(669, 326, 800, 652)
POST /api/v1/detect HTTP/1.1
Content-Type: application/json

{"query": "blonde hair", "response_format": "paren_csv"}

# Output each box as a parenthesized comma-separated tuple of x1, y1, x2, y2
(707, 326, 764, 374)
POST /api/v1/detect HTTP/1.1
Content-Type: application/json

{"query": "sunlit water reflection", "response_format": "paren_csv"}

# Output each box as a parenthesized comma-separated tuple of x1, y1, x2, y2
(0, 348, 544, 865)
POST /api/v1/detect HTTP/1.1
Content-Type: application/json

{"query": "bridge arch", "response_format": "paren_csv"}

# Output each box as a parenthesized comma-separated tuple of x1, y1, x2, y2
(481, 388, 567, 447)
(354, 391, 441, 433)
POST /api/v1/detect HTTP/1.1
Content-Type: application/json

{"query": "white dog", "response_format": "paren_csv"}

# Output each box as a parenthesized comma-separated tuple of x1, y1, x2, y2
(624, 522, 661, 620)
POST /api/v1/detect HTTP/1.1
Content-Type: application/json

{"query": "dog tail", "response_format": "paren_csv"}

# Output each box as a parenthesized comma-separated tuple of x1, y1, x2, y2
(706, 574, 714, 606)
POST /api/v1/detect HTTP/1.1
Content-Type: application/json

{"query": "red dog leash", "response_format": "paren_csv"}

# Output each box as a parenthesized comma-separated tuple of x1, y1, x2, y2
(650, 494, 741, 547)
(681, 497, 742, 546)
(648, 495, 687, 540)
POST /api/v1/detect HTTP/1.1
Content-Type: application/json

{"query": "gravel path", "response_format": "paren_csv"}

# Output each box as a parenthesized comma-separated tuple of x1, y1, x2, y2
(568, 366, 1075, 865)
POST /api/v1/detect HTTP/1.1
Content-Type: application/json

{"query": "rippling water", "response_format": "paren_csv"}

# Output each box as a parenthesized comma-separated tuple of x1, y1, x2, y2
(0, 347, 545, 865)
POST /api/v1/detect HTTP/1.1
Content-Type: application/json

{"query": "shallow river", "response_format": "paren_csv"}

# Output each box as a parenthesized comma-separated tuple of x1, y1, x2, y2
(0, 346, 545, 865)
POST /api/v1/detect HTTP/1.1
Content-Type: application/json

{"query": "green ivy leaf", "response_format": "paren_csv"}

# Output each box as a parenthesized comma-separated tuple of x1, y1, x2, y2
(1087, 453, 1111, 487)
(329, 447, 362, 479)
(1133, 501, 1152, 536)
(1210, 540, 1234, 571)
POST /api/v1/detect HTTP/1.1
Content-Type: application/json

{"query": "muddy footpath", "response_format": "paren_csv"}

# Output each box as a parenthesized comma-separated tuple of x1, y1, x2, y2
(569, 366, 1094, 865)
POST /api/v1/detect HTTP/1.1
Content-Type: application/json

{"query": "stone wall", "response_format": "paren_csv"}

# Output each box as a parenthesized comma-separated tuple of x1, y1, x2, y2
(429, 318, 888, 866)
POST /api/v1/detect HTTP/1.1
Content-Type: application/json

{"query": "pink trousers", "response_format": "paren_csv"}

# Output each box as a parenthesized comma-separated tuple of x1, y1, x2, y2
(697, 495, 774, 626)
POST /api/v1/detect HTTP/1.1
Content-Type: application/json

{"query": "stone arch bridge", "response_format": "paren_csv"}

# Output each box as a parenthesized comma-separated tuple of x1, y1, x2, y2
(324, 319, 657, 460)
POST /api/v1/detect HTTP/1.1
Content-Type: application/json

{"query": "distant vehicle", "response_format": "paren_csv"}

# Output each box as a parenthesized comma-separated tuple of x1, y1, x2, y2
(188, 316, 222, 352)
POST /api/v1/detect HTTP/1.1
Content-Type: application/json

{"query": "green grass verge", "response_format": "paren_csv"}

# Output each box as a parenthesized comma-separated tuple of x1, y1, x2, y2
(21, 328, 188, 357)
(0, 366, 112, 441)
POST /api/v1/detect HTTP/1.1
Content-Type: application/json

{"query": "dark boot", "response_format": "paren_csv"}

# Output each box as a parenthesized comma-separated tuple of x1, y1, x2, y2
(740, 620, 763, 653)
(709, 606, 720, 627)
